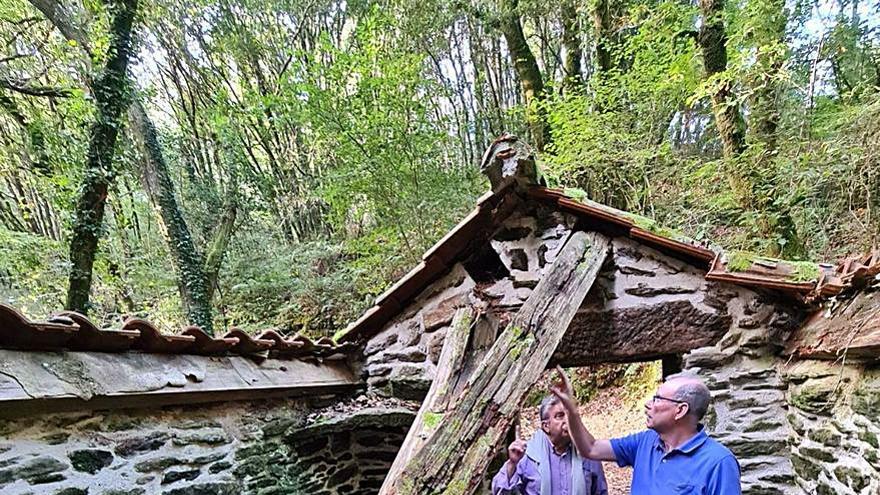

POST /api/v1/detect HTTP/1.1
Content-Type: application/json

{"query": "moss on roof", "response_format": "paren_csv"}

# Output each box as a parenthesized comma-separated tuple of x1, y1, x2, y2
(562, 189, 822, 284)
(726, 250, 821, 283)
(562, 188, 696, 245)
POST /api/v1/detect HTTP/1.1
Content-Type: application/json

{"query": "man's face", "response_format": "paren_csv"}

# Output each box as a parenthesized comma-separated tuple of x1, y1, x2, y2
(541, 402, 570, 448)
(645, 380, 687, 433)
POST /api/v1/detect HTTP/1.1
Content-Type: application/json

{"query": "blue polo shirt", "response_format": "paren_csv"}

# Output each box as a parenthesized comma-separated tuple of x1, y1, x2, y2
(610, 427, 741, 495)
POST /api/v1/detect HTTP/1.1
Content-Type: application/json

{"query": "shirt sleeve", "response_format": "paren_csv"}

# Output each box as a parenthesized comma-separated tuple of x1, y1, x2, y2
(585, 459, 608, 495)
(491, 457, 539, 495)
(706, 454, 742, 495)
(609, 431, 646, 468)
(491, 463, 521, 495)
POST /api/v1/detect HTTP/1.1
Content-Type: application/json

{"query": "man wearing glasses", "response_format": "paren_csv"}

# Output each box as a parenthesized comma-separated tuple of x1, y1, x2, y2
(550, 366, 741, 495)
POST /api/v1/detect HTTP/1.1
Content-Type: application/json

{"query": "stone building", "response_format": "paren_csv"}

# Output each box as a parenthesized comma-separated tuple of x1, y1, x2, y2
(1, 136, 879, 494)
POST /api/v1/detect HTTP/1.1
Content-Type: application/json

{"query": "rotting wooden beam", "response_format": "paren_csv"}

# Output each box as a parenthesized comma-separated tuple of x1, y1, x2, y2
(785, 290, 880, 360)
(383, 230, 611, 494)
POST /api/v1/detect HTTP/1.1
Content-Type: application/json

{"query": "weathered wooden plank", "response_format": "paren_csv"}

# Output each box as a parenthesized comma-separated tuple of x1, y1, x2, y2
(384, 230, 611, 494)
(0, 350, 359, 417)
(380, 307, 476, 493)
(785, 290, 880, 360)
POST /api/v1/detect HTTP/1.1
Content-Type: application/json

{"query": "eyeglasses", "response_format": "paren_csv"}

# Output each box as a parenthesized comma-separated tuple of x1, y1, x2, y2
(651, 395, 688, 405)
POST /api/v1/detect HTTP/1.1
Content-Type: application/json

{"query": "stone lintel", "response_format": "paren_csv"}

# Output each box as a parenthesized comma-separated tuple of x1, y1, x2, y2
(551, 300, 733, 367)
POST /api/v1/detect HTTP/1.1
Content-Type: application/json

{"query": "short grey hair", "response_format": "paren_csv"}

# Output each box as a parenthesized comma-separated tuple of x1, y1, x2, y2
(666, 373, 711, 421)
(539, 395, 560, 421)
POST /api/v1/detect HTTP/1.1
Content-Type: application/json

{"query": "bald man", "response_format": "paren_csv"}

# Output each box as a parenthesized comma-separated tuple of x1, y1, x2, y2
(551, 367, 741, 495)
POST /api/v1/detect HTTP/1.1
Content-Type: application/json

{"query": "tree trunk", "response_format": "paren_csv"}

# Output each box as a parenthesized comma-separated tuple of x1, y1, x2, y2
(698, 0, 746, 158)
(560, 0, 582, 93)
(65, 0, 137, 313)
(0, 93, 51, 176)
(499, 0, 550, 151)
(129, 101, 214, 334)
(747, 0, 802, 257)
(749, 0, 785, 151)
(384, 230, 611, 494)
(204, 194, 238, 302)
(31, 0, 232, 329)
(591, 0, 614, 75)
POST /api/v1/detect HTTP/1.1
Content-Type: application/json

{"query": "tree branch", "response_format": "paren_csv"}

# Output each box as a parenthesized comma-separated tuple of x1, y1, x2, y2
(0, 77, 74, 97)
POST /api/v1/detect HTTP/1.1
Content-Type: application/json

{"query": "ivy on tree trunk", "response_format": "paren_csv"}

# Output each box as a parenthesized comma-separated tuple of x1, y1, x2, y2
(698, 0, 746, 159)
(560, 0, 582, 93)
(65, 0, 138, 313)
(499, 0, 550, 152)
(129, 101, 215, 334)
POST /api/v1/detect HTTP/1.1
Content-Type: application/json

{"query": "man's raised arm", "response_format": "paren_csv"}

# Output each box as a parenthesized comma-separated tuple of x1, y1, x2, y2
(550, 366, 617, 462)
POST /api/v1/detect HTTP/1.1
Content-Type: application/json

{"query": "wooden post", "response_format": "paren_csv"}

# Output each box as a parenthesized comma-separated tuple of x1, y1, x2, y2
(383, 230, 611, 494)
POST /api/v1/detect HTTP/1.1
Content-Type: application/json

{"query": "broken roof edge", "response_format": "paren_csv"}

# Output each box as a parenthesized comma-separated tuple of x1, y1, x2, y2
(335, 183, 520, 343)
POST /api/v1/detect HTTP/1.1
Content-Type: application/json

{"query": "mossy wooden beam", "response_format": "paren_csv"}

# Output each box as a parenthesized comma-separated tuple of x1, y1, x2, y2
(383, 230, 611, 494)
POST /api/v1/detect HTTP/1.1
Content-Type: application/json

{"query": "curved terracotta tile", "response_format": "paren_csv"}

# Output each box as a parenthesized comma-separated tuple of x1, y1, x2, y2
(0, 303, 77, 349)
(223, 328, 274, 355)
(58, 311, 139, 352)
(182, 326, 239, 355)
(257, 329, 307, 358)
(123, 318, 195, 354)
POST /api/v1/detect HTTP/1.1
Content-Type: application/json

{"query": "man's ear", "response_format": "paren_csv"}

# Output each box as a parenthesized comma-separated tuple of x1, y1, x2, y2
(541, 420, 550, 435)
(674, 403, 689, 422)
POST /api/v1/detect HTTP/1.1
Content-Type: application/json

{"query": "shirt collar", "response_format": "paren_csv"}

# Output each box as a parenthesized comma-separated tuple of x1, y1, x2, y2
(653, 425, 709, 454)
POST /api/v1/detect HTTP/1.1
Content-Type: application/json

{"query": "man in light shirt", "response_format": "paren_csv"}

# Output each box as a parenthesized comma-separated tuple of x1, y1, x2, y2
(492, 394, 608, 495)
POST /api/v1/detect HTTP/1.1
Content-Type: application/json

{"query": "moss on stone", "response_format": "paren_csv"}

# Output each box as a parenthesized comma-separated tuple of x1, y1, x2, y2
(807, 427, 842, 447)
(331, 328, 348, 343)
(858, 429, 879, 449)
(834, 465, 869, 492)
(815, 482, 836, 495)
(788, 261, 821, 283)
(791, 454, 824, 480)
(852, 375, 880, 417)
(623, 212, 691, 243)
(865, 449, 880, 470)
(725, 250, 820, 282)
(563, 188, 588, 202)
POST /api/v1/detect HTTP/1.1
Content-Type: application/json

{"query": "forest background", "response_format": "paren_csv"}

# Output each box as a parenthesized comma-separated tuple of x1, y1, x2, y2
(0, 0, 878, 339)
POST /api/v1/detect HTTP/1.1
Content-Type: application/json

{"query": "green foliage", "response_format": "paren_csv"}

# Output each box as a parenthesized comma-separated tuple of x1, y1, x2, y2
(299, 7, 481, 256)
(727, 251, 756, 272)
(0, 227, 67, 314)
(219, 230, 368, 338)
(2, 0, 879, 336)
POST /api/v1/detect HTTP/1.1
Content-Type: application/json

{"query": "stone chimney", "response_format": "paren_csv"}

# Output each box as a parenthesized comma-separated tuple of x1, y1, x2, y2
(479, 134, 544, 193)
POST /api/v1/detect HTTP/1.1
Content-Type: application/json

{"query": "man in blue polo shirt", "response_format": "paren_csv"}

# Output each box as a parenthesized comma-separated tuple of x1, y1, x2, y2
(550, 366, 741, 495)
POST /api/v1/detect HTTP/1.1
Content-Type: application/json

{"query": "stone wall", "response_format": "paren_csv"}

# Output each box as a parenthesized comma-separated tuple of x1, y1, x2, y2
(0, 397, 415, 495)
(784, 360, 880, 495)
(362, 203, 577, 399)
(682, 282, 806, 495)
(360, 201, 880, 494)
